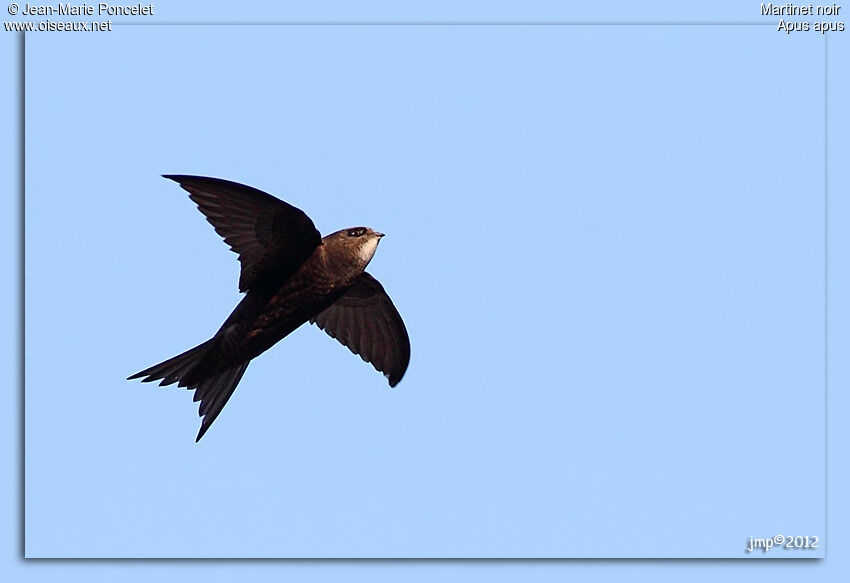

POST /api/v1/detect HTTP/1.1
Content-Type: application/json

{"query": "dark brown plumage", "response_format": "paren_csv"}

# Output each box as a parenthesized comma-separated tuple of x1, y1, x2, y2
(128, 175, 410, 441)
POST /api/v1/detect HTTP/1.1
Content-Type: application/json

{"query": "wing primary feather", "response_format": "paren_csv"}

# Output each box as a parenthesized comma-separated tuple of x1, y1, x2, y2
(311, 272, 410, 387)
(163, 175, 323, 292)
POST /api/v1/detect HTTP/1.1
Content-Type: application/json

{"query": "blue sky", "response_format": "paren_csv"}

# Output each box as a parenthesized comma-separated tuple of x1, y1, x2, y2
(3, 0, 850, 580)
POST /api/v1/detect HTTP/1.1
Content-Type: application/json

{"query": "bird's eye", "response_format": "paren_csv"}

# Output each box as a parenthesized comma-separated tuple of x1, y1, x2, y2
(347, 228, 366, 237)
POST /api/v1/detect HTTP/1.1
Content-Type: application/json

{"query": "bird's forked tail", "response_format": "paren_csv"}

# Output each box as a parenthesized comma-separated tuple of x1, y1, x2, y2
(128, 340, 249, 441)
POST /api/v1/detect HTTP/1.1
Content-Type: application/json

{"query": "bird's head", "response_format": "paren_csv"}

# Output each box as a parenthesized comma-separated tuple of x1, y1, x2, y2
(322, 226, 385, 274)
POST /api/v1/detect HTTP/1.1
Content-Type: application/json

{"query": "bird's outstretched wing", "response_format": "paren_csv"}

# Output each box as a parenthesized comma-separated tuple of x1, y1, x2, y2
(164, 175, 323, 292)
(311, 272, 410, 386)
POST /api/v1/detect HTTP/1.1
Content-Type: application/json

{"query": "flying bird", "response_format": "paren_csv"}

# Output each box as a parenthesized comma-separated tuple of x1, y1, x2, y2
(128, 175, 410, 441)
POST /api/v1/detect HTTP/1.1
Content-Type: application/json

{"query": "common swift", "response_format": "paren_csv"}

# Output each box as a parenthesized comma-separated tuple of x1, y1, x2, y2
(128, 175, 410, 441)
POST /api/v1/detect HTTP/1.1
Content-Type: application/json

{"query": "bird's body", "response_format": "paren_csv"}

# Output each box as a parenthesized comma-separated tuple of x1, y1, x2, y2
(129, 175, 410, 441)
(185, 235, 368, 382)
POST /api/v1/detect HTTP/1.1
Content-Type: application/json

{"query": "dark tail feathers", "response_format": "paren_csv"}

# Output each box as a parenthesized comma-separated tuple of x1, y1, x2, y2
(128, 341, 249, 441)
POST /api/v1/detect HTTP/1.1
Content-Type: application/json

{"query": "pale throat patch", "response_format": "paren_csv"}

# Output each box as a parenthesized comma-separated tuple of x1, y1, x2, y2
(358, 237, 380, 266)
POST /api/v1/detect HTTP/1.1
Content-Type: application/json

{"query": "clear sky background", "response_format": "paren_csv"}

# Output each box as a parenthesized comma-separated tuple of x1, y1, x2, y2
(3, 0, 850, 580)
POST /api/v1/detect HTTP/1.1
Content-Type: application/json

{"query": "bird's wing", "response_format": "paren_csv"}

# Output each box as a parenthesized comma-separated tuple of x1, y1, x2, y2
(164, 175, 323, 292)
(311, 272, 410, 386)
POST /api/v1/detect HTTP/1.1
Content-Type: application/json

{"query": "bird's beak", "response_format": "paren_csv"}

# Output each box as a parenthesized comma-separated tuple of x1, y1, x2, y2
(375, 232, 385, 238)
